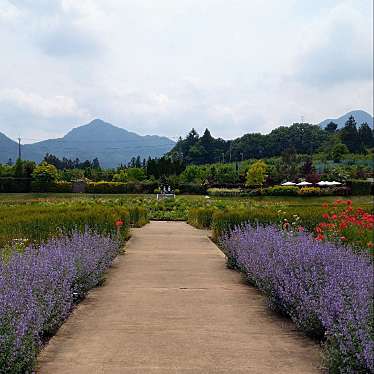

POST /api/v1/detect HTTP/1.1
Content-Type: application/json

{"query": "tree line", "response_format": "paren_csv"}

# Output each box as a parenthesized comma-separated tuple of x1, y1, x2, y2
(1, 115, 372, 186)
(169, 116, 373, 164)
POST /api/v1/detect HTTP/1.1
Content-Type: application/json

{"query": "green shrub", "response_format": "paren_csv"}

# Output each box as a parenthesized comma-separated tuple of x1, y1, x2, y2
(49, 181, 73, 193)
(188, 208, 215, 228)
(211, 205, 327, 240)
(207, 188, 249, 197)
(265, 185, 299, 196)
(31, 181, 73, 193)
(247, 188, 263, 196)
(85, 181, 158, 194)
(32, 162, 58, 183)
(347, 180, 373, 195)
(325, 186, 351, 196)
(0, 204, 131, 248)
(179, 183, 207, 194)
(128, 206, 149, 227)
(212, 209, 254, 240)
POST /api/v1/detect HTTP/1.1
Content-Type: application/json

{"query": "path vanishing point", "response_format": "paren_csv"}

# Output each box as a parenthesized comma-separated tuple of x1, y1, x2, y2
(37, 221, 322, 373)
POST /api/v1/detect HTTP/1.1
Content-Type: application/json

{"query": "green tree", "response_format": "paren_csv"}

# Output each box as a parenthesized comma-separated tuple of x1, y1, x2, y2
(127, 167, 146, 181)
(331, 143, 349, 163)
(215, 164, 239, 184)
(23, 161, 36, 178)
(245, 160, 267, 188)
(325, 121, 338, 134)
(180, 165, 206, 183)
(358, 122, 374, 148)
(300, 156, 315, 177)
(14, 158, 24, 177)
(112, 170, 128, 182)
(340, 116, 362, 153)
(32, 162, 58, 182)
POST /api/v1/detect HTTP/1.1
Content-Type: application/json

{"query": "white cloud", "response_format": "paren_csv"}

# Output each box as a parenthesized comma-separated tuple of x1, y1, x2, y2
(0, 89, 89, 118)
(295, 1, 373, 86)
(0, 0, 372, 141)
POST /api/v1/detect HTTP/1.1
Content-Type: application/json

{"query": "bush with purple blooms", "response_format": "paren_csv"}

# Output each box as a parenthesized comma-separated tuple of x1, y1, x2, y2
(0, 230, 121, 373)
(221, 224, 373, 373)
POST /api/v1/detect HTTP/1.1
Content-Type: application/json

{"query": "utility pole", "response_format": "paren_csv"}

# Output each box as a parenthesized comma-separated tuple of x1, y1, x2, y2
(18, 137, 21, 160)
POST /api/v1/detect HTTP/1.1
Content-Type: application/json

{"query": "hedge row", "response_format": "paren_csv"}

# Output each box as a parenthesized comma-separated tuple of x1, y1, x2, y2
(208, 185, 354, 197)
(1, 178, 372, 195)
(347, 179, 373, 195)
(0, 178, 31, 193)
(189, 206, 329, 240)
(85, 181, 158, 194)
(31, 181, 73, 193)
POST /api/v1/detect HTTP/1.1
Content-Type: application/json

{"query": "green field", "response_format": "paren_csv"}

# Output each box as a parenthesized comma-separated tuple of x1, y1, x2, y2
(1, 193, 372, 248)
(0, 192, 372, 206)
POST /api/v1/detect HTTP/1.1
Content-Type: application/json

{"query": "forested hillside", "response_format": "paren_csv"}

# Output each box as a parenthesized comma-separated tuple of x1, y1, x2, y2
(169, 116, 373, 164)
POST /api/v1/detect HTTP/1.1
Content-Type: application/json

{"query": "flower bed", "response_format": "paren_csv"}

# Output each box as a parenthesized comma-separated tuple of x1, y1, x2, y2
(0, 231, 121, 373)
(315, 199, 374, 253)
(221, 224, 373, 373)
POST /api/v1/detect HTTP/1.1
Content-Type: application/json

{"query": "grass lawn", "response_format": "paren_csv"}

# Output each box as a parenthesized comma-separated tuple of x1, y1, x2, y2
(0, 192, 372, 206)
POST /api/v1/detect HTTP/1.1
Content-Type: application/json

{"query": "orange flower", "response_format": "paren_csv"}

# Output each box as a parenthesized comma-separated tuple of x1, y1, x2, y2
(316, 234, 325, 241)
(368, 242, 373, 248)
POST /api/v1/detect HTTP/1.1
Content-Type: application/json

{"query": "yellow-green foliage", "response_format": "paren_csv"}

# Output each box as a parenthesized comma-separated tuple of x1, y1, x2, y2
(188, 207, 216, 228)
(0, 202, 149, 248)
(207, 188, 243, 197)
(265, 185, 299, 196)
(298, 187, 321, 196)
(128, 206, 149, 227)
(245, 160, 267, 187)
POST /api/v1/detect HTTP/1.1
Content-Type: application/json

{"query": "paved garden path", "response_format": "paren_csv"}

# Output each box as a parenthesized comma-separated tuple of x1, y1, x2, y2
(37, 221, 321, 374)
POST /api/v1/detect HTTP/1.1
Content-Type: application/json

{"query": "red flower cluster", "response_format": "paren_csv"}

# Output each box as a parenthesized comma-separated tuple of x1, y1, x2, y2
(115, 219, 124, 228)
(315, 200, 374, 250)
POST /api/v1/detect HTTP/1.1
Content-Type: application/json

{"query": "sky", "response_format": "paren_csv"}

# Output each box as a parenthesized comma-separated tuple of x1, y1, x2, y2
(0, 0, 373, 142)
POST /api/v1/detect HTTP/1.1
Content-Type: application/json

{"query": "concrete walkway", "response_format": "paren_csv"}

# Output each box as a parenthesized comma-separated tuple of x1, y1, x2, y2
(37, 221, 321, 374)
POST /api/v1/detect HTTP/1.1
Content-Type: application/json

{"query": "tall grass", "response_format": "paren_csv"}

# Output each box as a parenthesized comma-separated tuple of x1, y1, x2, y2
(188, 206, 326, 239)
(0, 202, 149, 249)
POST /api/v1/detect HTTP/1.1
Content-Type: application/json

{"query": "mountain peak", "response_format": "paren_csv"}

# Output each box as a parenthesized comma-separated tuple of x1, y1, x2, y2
(87, 118, 111, 127)
(319, 110, 373, 129)
(0, 119, 175, 167)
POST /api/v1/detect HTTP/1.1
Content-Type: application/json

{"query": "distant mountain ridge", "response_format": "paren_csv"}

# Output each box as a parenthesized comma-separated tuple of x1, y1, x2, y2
(0, 119, 175, 168)
(1, 111, 372, 167)
(318, 110, 373, 129)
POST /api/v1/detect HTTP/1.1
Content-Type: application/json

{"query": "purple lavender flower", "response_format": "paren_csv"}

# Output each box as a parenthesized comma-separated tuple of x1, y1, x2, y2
(0, 230, 120, 373)
(221, 224, 373, 373)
